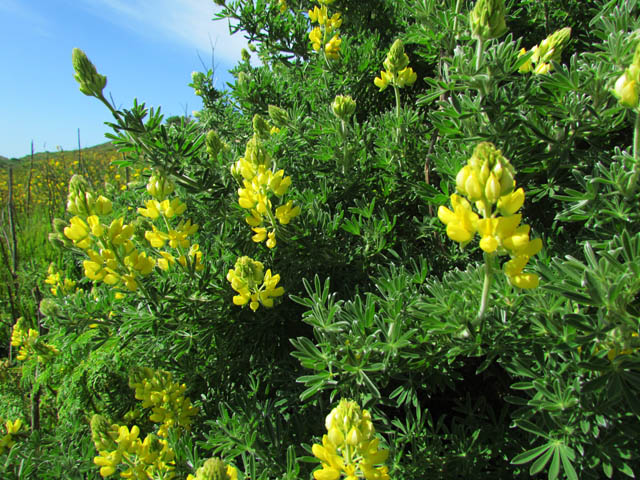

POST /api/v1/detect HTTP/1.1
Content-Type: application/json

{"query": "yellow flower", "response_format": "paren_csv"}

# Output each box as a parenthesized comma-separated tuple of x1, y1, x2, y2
(159, 198, 187, 218)
(108, 217, 134, 246)
(64, 216, 92, 249)
(437, 194, 479, 246)
(504, 255, 539, 289)
(138, 199, 162, 219)
(325, 35, 342, 59)
(396, 67, 417, 87)
(477, 214, 521, 253)
(309, 27, 323, 51)
(497, 188, 524, 216)
(157, 252, 176, 271)
(145, 226, 169, 248)
(374, 71, 392, 91)
(252, 227, 267, 243)
(275, 200, 300, 224)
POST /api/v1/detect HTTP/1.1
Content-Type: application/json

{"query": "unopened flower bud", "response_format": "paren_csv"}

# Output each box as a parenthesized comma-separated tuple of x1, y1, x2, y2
(346, 426, 361, 446)
(613, 71, 640, 109)
(241, 48, 251, 62)
(53, 218, 68, 236)
(499, 167, 515, 195)
(479, 160, 491, 184)
(384, 39, 410, 74)
(69, 174, 90, 196)
(268, 105, 290, 127)
(237, 72, 249, 88)
(543, 27, 571, 64)
(328, 426, 344, 446)
(206, 130, 223, 158)
(485, 172, 501, 204)
(72, 48, 107, 98)
(90, 414, 117, 451)
(331, 95, 356, 121)
(39, 298, 60, 318)
(469, 0, 507, 41)
(455, 165, 471, 195)
(252, 114, 271, 139)
(465, 171, 483, 201)
(48, 232, 67, 249)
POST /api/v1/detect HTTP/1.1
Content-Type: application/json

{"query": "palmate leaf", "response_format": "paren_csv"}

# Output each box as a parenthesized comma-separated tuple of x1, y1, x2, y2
(512, 440, 578, 480)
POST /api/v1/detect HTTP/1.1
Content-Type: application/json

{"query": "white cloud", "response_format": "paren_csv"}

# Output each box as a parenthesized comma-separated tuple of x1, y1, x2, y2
(75, 0, 248, 65)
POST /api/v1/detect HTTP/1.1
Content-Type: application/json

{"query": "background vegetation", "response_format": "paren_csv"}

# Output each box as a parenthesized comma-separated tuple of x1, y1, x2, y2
(1, 0, 639, 479)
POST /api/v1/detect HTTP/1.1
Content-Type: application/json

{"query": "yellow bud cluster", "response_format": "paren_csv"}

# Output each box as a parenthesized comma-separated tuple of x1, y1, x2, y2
(226, 256, 285, 311)
(11, 317, 59, 362)
(92, 423, 176, 479)
(128, 367, 199, 438)
(0, 418, 23, 455)
(308, 1, 343, 59)
(146, 171, 175, 201)
(438, 142, 542, 289)
(312, 399, 389, 480)
(374, 39, 417, 92)
(187, 457, 239, 480)
(45, 263, 77, 296)
(518, 27, 571, 75)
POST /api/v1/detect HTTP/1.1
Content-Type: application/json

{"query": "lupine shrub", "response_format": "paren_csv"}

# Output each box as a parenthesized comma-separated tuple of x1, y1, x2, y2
(2, 0, 640, 479)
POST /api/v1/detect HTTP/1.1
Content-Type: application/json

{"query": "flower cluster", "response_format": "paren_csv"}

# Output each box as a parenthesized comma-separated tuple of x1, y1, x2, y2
(128, 367, 199, 438)
(312, 399, 389, 480)
(226, 256, 285, 311)
(595, 330, 640, 362)
(187, 457, 239, 480)
(44, 263, 77, 296)
(518, 27, 571, 75)
(232, 115, 300, 249)
(438, 142, 542, 288)
(11, 317, 59, 362)
(90, 415, 176, 479)
(0, 418, 22, 456)
(139, 171, 203, 273)
(63, 174, 151, 291)
(612, 41, 640, 109)
(308, 0, 342, 59)
(374, 39, 417, 92)
(62, 171, 202, 294)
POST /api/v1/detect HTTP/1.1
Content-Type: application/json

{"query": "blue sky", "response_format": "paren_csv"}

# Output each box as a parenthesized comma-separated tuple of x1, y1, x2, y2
(0, 0, 248, 159)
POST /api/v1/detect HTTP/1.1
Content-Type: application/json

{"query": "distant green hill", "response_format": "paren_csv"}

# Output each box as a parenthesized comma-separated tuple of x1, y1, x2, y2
(6, 141, 115, 165)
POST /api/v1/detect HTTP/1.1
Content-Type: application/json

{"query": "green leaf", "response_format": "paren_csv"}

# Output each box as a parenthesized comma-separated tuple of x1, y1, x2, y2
(514, 419, 548, 438)
(548, 447, 560, 480)
(511, 443, 551, 465)
(559, 446, 578, 480)
(530, 445, 554, 475)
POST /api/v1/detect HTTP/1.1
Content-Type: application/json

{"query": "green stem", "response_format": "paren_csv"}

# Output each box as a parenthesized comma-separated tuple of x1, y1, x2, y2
(452, 0, 463, 43)
(474, 253, 493, 327)
(393, 84, 401, 142)
(626, 111, 640, 197)
(475, 37, 485, 73)
(340, 119, 348, 173)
